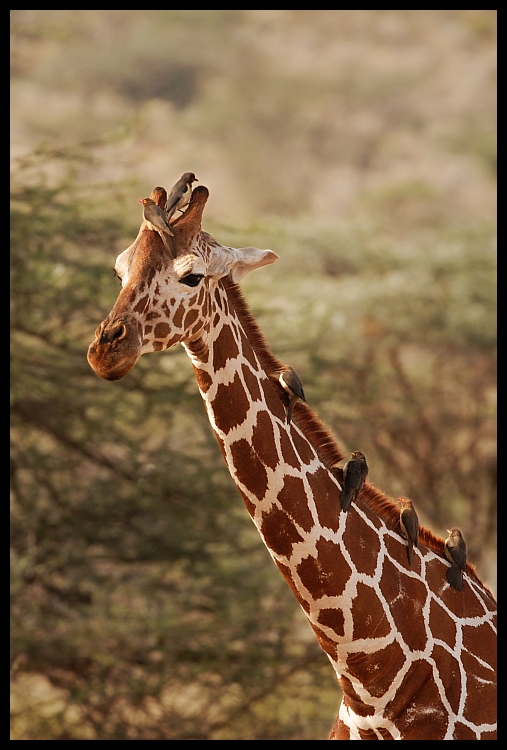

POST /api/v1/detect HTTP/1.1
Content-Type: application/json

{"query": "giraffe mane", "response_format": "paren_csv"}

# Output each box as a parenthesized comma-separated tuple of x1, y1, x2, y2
(223, 276, 495, 601)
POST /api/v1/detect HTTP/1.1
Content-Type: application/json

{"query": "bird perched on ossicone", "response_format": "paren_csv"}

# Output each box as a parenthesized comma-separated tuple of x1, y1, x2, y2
(399, 497, 419, 565)
(165, 172, 198, 221)
(444, 527, 467, 591)
(139, 197, 174, 251)
(339, 451, 368, 512)
(278, 367, 306, 425)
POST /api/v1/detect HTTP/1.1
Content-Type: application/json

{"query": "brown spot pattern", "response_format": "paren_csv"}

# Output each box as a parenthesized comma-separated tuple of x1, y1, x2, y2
(213, 325, 240, 371)
(377, 728, 395, 739)
(453, 723, 478, 740)
(291, 429, 315, 465)
(260, 505, 304, 558)
(342, 512, 380, 577)
(276, 561, 310, 612)
(251, 411, 278, 470)
(481, 730, 497, 740)
(134, 294, 149, 314)
(154, 322, 171, 339)
(310, 622, 338, 660)
(428, 599, 457, 649)
(193, 367, 212, 394)
(277, 427, 301, 469)
(213, 374, 250, 435)
(276, 475, 314, 532)
(329, 718, 349, 740)
(430, 643, 461, 714)
(317, 607, 345, 638)
(462, 621, 497, 671)
(351, 582, 391, 641)
(261, 379, 286, 422)
(308, 467, 340, 532)
(241, 364, 261, 402)
(173, 302, 185, 328)
(297, 538, 351, 599)
(238, 487, 256, 518)
(358, 728, 379, 739)
(461, 650, 497, 726)
(184, 308, 199, 331)
(229, 438, 268, 500)
(385, 660, 447, 739)
(240, 329, 260, 369)
(146, 266, 156, 286)
(341, 676, 375, 717)
(379, 557, 428, 653)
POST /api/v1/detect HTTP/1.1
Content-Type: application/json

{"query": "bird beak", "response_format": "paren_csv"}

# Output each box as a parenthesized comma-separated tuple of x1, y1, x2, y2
(138, 199, 143, 203)
(447, 530, 451, 535)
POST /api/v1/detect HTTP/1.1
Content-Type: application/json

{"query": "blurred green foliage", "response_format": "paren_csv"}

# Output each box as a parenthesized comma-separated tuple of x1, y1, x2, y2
(10, 144, 496, 740)
(11, 9, 495, 741)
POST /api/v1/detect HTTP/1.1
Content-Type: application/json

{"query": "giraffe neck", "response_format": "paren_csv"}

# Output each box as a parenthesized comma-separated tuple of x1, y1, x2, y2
(183, 276, 344, 532)
(180, 275, 496, 740)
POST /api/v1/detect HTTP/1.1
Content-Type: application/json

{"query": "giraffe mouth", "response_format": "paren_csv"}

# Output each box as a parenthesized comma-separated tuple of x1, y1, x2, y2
(87, 317, 141, 380)
(87, 347, 140, 380)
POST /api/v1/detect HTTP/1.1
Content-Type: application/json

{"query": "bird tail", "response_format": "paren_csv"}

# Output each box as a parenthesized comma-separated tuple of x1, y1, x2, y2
(286, 400, 295, 425)
(446, 564, 463, 591)
(406, 543, 413, 565)
(340, 491, 352, 512)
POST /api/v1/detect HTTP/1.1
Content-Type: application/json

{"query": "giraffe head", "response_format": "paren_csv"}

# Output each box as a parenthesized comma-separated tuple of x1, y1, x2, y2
(87, 185, 278, 380)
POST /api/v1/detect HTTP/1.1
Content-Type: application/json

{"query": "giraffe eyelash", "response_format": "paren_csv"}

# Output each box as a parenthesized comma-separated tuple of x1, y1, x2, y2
(179, 273, 204, 287)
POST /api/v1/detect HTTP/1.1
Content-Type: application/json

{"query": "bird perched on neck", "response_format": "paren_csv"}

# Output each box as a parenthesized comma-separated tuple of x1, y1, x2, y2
(399, 498, 419, 565)
(339, 451, 368, 512)
(138, 197, 174, 250)
(278, 367, 306, 425)
(165, 172, 198, 221)
(444, 528, 467, 591)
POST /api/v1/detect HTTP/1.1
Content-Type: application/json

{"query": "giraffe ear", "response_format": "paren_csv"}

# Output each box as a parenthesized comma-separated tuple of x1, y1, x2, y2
(229, 248, 279, 282)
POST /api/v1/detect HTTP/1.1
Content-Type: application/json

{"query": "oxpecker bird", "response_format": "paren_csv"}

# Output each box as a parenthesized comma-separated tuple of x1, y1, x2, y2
(165, 172, 198, 221)
(278, 367, 306, 425)
(139, 198, 174, 248)
(340, 451, 368, 512)
(444, 528, 467, 591)
(399, 497, 419, 565)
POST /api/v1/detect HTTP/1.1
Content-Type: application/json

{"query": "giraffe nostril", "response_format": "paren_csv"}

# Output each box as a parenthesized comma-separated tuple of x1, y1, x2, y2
(99, 323, 126, 345)
(111, 324, 126, 342)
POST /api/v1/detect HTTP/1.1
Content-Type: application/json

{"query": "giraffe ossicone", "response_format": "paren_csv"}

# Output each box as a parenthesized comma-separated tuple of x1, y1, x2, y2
(88, 182, 496, 740)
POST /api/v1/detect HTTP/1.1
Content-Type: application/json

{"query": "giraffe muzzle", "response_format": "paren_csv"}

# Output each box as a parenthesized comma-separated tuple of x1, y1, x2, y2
(87, 317, 141, 380)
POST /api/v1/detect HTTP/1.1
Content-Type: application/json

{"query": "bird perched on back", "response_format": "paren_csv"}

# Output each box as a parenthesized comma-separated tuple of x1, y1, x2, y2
(399, 497, 419, 565)
(444, 528, 467, 591)
(340, 451, 368, 512)
(165, 172, 198, 221)
(278, 367, 306, 425)
(139, 197, 174, 250)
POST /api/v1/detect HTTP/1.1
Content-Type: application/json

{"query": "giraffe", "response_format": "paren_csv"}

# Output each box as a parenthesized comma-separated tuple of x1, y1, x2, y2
(87, 184, 497, 740)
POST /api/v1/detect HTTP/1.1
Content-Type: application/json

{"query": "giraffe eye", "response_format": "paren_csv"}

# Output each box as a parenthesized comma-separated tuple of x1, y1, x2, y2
(179, 273, 204, 287)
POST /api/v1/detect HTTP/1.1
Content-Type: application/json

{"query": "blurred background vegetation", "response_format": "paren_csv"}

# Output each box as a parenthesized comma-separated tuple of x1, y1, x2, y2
(11, 10, 496, 740)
